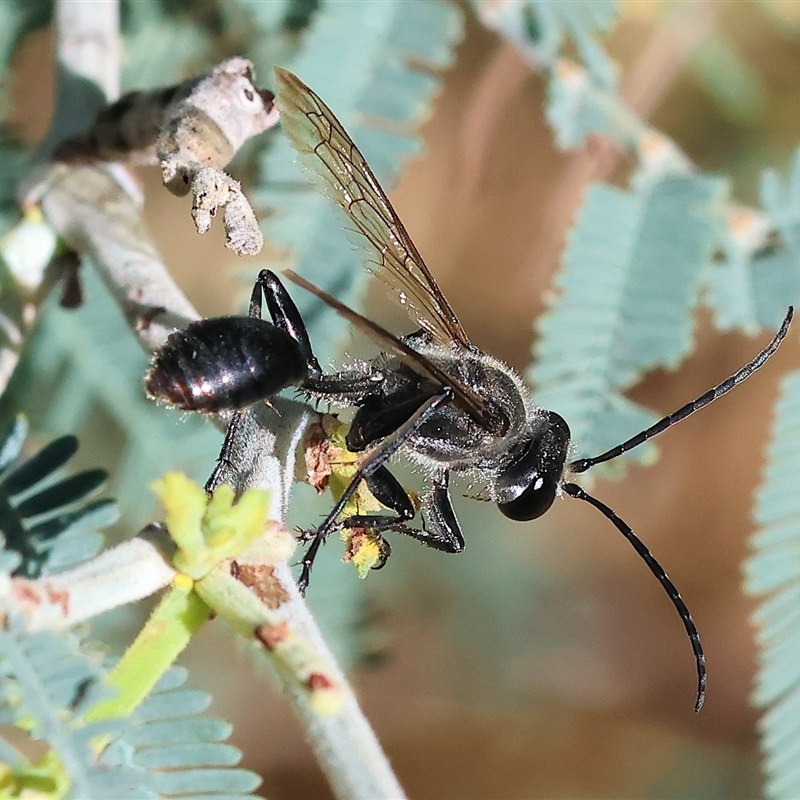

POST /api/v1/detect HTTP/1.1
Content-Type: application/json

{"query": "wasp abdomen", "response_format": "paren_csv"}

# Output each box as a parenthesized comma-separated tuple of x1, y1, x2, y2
(145, 317, 308, 412)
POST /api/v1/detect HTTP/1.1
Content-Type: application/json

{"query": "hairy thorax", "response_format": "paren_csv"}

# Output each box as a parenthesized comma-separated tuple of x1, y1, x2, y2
(403, 346, 533, 473)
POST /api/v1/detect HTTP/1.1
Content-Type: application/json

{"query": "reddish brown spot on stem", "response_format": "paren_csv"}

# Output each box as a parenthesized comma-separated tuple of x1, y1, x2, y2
(45, 585, 70, 616)
(255, 621, 290, 650)
(232, 561, 289, 608)
(306, 672, 335, 692)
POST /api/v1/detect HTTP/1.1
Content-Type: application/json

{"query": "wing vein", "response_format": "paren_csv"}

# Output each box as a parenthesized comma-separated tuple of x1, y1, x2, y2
(275, 67, 471, 348)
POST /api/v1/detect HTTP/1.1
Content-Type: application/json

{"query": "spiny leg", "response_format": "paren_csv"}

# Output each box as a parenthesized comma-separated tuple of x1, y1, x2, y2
(205, 409, 246, 494)
(338, 470, 465, 573)
(385, 471, 465, 553)
(341, 465, 415, 531)
(298, 387, 453, 593)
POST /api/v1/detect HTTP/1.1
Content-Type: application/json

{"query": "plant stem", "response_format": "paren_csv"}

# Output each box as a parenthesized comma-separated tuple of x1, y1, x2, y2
(270, 562, 407, 800)
(56, 0, 121, 101)
(85, 584, 211, 723)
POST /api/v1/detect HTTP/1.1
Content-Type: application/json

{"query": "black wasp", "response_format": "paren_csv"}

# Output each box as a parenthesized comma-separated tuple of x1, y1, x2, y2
(146, 67, 794, 712)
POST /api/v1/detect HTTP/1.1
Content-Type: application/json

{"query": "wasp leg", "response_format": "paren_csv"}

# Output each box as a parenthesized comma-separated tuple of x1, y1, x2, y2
(334, 465, 413, 575)
(255, 271, 394, 402)
(302, 369, 386, 400)
(253, 269, 321, 375)
(421, 470, 465, 552)
(387, 471, 465, 553)
(297, 387, 454, 594)
(205, 409, 246, 494)
(341, 464, 415, 529)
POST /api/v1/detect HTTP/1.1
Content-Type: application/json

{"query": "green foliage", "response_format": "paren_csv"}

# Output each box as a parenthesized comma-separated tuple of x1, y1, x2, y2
(474, 0, 621, 147)
(0, 620, 260, 798)
(222, 0, 318, 74)
(102, 667, 261, 798)
(0, 415, 116, 578)
(0, 621, 134, 798)
(746, 369, 800, 800)
(7, 267, 220, 534)
(530, 174, 727, 461)
(706, 148, 800, 332)
(472, 0, 618, 84)
(527, 0, 618, 82)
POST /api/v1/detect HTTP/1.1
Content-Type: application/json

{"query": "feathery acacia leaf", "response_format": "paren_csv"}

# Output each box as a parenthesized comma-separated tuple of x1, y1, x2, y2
(472, 0, 618, 84)
(706, 147, 800, 332)
(529, 174, 726, 462)
(747, 369, 800, 800)
(101, 668, 262, 798)
(0, 630, 260, 799)
(0, 622, 135, 799)
(0, 417, 115, 577)
(473, 0, 619, 147)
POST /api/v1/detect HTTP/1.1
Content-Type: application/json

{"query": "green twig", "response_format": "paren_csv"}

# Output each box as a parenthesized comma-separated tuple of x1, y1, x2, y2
(85, 584, 211, 724)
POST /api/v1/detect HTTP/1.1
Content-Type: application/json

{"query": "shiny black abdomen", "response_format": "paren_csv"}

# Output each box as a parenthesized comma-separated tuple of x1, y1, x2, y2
(145, 317, 308, 412)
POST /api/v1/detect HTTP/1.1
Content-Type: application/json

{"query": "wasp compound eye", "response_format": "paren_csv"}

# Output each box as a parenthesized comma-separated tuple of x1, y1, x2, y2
(498, 472, 558, 521)
(495, 412, 570, 521)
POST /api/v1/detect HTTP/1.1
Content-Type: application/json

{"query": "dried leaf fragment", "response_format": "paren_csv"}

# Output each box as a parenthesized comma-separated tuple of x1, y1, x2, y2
(303, 420, 333, 493)
(191, 167, 264, 256)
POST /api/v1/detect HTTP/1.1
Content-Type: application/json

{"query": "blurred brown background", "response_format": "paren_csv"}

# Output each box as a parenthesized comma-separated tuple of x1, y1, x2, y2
(10, 1, 800, 797)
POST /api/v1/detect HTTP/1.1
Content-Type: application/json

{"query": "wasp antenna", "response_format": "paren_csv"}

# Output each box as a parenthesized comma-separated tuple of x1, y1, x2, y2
(570, 306, 794, 474)
(563, 482, 706, 712)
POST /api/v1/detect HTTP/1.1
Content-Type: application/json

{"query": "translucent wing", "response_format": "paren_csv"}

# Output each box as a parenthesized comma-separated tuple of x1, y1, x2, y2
(274, 67, 471, 349)
(285, 271, 500, 433)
